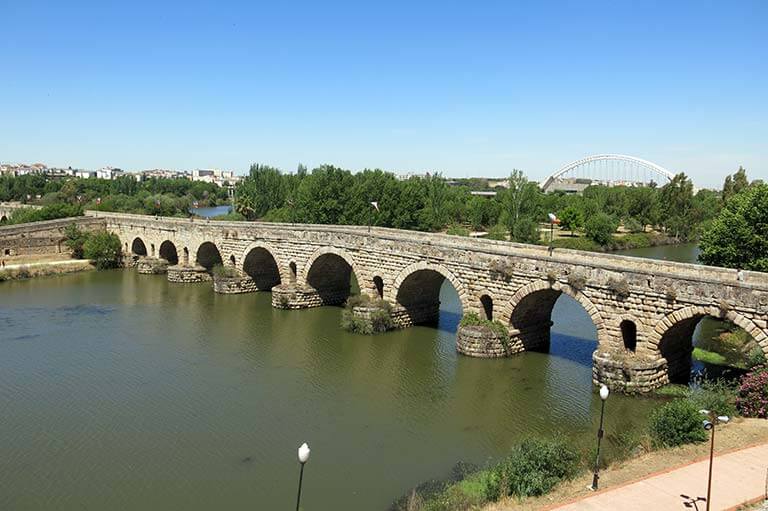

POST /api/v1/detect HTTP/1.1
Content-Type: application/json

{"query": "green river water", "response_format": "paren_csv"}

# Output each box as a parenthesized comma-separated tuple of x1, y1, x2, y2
(0, 243, 708, 510)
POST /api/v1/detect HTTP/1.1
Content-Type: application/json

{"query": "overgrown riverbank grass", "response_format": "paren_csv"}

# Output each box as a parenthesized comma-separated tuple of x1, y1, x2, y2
(0, 261, 94, 282)
(549, 231, 680, 253)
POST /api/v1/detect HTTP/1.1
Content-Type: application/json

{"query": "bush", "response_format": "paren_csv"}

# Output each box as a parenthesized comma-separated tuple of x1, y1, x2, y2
(648, 399, 708, 447)
(485, 224, 507, 241)
(483, 438, 579, 499)
(341, 295, 394, 334)
(446, 224, 470, 236)
(736, 366, 768, 418)
(212, 264, 239, 279)
(585, 213, 618, 246)
(63, 223, 89, 259)
(551, 237, 601, 252)
(687, 380, 737, 417)
(746, 346, 767, 369)
(607, 277, 630, 298)
(5, 203, 83, 225)
(82, 232, 122, 269)
(567, 272, 587, 290)
(623, 217, 644, 233)
(459, 312, 509, 340)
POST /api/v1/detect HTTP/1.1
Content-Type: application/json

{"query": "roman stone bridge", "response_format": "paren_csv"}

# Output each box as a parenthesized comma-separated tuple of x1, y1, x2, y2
(88, 210, 768, 393)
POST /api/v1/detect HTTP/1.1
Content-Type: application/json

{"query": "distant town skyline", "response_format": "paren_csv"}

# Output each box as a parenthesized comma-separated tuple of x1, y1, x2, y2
(2, 1, 766, 189)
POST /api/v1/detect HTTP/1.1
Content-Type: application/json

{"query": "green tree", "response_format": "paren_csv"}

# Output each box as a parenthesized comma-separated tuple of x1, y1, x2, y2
(83, 232, 122, 269)
(659, 173, 695, 240)
(699, 184, 768, 271)
(558, 205, 584, 235)
(584, 212, 618, 245)
(722, 166, 749, 203)
(498, 170, 541, 242)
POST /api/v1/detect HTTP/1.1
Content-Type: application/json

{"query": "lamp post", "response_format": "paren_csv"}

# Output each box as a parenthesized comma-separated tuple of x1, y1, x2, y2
(547, 213, 559, 254)
(369, 201, 379, 233)
(700, 410, 729, 511)
(590, 384, 610, 491)
(295, 442, 310, 511)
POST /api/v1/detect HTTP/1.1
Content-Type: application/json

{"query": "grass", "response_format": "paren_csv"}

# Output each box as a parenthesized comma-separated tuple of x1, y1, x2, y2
(692, 347, 728, 366)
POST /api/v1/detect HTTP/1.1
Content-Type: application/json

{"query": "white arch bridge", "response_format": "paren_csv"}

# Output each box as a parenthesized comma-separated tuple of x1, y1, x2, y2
(541, 154, 676, 193)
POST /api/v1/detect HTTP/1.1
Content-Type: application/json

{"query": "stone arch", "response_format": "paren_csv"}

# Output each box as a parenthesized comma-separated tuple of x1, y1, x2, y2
(289, 261, 297, 283)
(0, 215, 7, 224)
(242, 242, 282, 290)
(131, 237, 148, 257)
(195, 241, 223, 271)
(650, 306, 768, 384)
(159, 240, 178, 265)
(302, 247, 362, 305)
(182, 247, 189, 265)
(241, 241, 286, 283)
(391, 261, 468, 326)
(501, 279, 607, 351)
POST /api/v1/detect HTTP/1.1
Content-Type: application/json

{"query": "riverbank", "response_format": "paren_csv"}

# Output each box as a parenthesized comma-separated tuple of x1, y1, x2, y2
(550, 231, 687, 253)
(0, 258, 94, 281)
(482, 418, 768, 511)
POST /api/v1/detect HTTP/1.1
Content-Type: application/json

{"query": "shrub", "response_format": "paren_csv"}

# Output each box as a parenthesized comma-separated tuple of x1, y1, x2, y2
(665, 286, 677, 302)
(585, 213, 618, 246)
(551, 236, 601, 252)
(212, 264, 239, 279)
(15, 266, 32, 279)
(736, 366, 768, 418)
(485, 224, 507, 241)
(746, 346, 767, 369)
(82, 232, 122, 269)
(648, 399, 708, 448)
(459, 312, 509, 340)
(687, 379, 737, 417)
(446, 224, 470, 236)
(567, 272, 587, 290)
(63, 223, 89, 259)
(623, 217, 644, 233)
(341, 295, 394, 334)
(5, 203, 83, 225)
(483, 438, 579, 499)
(607, 277, 630, 299)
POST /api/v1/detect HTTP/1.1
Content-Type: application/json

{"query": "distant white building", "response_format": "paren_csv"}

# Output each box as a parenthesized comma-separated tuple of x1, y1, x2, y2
(192, 168, 240, 187)
(95, 167, 125, 180)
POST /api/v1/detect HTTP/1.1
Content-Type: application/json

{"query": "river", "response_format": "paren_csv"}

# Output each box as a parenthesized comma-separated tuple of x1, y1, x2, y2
(0, 243, 701, 510)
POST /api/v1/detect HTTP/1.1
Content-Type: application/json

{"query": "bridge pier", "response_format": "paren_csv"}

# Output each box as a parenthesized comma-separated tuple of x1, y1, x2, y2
(271, 283, 349, 309)
(592, 351, 669, 394)
(167, 264, 211, 283)
(136, 257, 170, 274)
(390, 301, 441, 328)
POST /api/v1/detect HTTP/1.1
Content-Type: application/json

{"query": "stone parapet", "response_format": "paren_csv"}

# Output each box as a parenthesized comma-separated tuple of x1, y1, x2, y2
(213, 276, 259, 294)
(136, 257, 169, 274)
(167, 264, 211, 283)
(592, 351, 668, 394)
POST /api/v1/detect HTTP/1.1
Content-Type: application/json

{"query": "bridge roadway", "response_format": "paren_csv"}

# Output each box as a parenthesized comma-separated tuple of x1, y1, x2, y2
(47, 211, 768, 392)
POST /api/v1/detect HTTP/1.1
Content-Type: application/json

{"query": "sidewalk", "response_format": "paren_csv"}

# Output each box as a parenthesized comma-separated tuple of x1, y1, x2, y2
(552, 443, 768, 511)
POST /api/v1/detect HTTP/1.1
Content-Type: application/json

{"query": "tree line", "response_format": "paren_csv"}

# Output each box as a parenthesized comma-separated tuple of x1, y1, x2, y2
(0, 174, 228, 218)
(233, 163, 731, 246)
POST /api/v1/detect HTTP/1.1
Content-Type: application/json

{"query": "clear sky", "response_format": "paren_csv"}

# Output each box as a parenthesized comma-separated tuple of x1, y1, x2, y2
(1, 1, 766, 188)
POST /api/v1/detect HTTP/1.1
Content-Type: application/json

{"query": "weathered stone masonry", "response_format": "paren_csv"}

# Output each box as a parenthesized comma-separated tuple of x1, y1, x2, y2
(86, 211, 768, 394)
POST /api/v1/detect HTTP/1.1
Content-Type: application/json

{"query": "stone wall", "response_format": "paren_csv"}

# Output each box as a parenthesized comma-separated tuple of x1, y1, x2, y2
(87, 211, 768, 393)
(136, 257, 169, 274)
(0, 217, 105, 258)
(456, 325, 511, 358)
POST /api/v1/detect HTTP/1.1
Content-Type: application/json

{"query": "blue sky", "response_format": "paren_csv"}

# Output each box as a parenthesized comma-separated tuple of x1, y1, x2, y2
(1, 1, 766, 188)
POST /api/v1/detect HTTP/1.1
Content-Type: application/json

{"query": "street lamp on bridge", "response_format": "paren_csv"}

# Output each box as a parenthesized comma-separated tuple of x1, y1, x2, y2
(589, 384, 610, 491)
